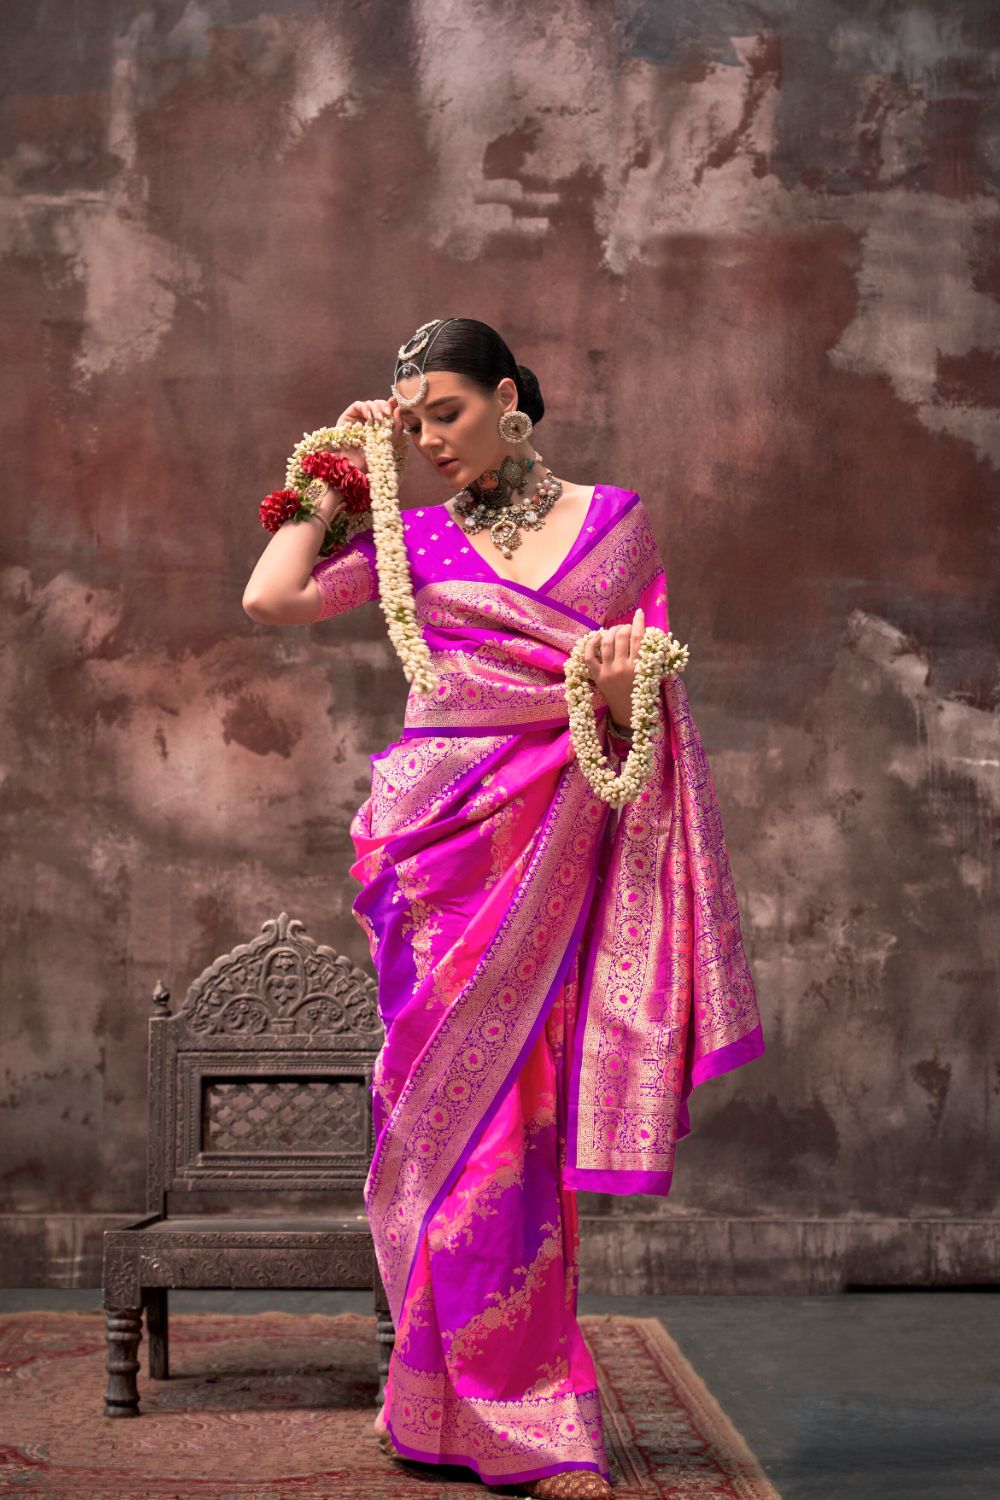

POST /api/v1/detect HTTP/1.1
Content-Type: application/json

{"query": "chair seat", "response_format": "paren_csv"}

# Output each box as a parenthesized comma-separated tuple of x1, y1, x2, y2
(144, 1214, 369, 1234)
(104, 1212, 380, 1297)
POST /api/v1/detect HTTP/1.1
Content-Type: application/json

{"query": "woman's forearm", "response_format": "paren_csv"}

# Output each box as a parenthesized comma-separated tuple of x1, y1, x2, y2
(242, 486, 345, 623)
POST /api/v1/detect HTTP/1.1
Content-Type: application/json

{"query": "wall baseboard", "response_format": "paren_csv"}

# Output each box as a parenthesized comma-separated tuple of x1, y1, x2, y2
(2, 1213, 997, 1292)
(577, 1213, 1000, 1293)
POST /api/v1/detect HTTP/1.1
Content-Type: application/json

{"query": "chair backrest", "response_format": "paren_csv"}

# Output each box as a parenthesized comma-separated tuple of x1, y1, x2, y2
(146, 912, 384, 1214)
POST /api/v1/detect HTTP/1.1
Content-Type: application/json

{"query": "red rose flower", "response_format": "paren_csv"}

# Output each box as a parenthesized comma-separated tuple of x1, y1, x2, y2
(300, 450, 371, 513)
(259, 488, 302, 533)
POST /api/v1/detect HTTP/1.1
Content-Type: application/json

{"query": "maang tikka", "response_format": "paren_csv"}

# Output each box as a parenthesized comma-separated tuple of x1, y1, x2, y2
(392, 317, 458, 407)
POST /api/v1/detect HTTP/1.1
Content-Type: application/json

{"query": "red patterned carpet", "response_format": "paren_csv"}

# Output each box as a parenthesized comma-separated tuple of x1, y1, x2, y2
(0, 1309, 780, 1498)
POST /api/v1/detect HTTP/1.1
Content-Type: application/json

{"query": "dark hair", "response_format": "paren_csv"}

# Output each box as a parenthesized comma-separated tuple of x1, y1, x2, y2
(408, 317, 545, 425)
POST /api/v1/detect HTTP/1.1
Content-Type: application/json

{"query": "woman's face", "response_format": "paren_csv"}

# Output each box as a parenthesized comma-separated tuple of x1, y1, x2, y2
(395, 371, 518, 486)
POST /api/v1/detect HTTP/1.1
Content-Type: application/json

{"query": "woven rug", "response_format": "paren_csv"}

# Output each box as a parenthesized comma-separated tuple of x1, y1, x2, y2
(0, 1309, 780, 1498)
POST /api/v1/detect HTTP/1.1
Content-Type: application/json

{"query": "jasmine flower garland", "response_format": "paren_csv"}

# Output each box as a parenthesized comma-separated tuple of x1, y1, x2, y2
(284, 416, 442, 698)
(564, 627, 690, 808)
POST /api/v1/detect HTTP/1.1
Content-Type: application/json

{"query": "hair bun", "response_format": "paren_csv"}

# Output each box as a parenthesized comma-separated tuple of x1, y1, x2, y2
(515, 363, 545, 425)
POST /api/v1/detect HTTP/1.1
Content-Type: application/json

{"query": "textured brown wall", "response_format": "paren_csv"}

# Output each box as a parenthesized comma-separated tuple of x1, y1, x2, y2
(2, 2, 998, 1290)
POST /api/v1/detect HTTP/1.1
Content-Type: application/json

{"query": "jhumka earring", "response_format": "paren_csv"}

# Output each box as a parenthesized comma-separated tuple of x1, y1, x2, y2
(498, 407, 533, 444)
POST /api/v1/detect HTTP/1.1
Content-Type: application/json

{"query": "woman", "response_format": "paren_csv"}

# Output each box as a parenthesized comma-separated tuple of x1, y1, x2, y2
(243, 318, 765, 1499)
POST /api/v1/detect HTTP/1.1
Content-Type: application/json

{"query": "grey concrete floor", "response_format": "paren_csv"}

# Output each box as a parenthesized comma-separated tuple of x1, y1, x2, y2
(2, 1289, 998, 1500)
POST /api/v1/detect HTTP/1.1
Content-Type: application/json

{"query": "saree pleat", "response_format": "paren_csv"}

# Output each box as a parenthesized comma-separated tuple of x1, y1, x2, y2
(310, 484, 765, 1485)
(349, 725, 615, 1482)
(377, 955, 611, 1482)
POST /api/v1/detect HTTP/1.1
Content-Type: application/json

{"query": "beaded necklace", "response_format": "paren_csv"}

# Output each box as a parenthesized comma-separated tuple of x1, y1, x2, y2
(452, 452, 563, 560)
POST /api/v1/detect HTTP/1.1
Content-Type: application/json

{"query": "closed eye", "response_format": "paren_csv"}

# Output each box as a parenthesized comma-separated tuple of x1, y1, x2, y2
(403, 411, 458, 434)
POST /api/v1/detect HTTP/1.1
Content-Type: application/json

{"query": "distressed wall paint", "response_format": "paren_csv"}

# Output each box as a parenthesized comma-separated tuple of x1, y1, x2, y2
(2, 1, 998, 1288)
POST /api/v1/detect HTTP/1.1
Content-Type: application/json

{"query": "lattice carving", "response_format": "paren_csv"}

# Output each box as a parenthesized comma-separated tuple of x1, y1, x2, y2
(179, 912, 381, 1039)
(204, 1078, 365, 1154)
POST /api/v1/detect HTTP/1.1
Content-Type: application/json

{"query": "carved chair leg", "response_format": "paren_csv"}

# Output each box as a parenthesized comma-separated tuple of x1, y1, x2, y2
(373, 1260, 395, 1405)
(375, 1310, 395, 1405)
(145, 1287, 169, 1379)
(375, 1313, 392, 1406)
(104, 1307, 143, 1417)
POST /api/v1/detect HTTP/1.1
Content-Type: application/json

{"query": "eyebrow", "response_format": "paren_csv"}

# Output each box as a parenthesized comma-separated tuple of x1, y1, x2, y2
(401, 397, 458, 418)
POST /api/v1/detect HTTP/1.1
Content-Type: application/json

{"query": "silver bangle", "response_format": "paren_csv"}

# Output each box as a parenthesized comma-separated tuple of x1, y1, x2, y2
(281, 508, 330, 528)
(283, 507, 344, 559)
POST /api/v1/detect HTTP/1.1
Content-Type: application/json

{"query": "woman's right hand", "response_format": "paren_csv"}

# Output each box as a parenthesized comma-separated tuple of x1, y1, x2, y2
(333, 396, 404, 472)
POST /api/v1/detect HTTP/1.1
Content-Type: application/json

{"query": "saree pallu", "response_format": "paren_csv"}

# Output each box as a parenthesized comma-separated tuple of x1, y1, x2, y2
(310, 484, 765, 1487)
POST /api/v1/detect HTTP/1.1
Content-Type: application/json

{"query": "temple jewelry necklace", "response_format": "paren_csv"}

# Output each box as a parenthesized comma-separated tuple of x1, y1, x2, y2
(453, 453, 563, 559)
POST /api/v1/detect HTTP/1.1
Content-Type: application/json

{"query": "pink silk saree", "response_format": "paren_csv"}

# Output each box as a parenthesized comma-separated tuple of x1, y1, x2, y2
(310, 484, 765, 1487)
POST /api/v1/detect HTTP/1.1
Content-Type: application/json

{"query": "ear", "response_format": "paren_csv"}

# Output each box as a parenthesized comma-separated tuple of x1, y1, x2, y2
(496, 375, 518, 410)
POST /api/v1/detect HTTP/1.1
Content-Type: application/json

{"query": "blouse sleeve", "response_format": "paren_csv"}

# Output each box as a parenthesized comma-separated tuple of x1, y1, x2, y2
(309, 524, 381, 620)
(602, 493, 671, 632)
(631, 494, 670, 631)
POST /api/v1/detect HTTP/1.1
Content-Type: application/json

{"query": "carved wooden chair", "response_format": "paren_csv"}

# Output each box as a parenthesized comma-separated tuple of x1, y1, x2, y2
(102, 912, 394, 1418)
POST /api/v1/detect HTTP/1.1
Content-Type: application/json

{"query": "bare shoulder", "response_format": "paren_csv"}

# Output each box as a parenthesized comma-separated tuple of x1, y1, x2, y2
(558, 481, 598, 506)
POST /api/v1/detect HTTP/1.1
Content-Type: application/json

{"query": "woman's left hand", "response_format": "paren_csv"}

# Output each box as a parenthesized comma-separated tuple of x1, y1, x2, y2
(584, 607, 645, 727)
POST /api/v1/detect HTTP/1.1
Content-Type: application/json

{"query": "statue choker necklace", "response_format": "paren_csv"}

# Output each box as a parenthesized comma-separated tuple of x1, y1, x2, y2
(452, 453, 563, 560)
